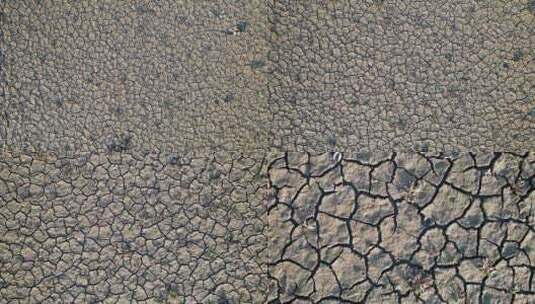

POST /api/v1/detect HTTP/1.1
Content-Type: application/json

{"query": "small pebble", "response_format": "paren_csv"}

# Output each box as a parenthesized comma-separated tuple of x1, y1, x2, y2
(237, 21, 247, 33)
(513, 50, 523, 62)
(167, 152, 179, 165)
(224, 93, 234, 103)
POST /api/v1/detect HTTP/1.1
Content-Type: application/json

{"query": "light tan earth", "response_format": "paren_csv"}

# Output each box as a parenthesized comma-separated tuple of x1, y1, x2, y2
(1, 151, 535, 303)
(1, 0, 270, 153)
(267, 0, 535, 152)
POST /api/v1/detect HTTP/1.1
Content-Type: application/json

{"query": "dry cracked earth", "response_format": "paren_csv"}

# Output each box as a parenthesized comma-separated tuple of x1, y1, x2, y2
(2, 1, 535, 304)
(267, 152, 535, 303)
(0, 151, 271, 303)
(1, 152, 535, 303)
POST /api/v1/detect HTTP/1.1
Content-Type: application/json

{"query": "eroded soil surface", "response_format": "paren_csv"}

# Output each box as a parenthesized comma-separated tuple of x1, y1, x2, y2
(268, 1, 535, 151)
(1, 152, 535, 303)
(2, 0, 270, 153)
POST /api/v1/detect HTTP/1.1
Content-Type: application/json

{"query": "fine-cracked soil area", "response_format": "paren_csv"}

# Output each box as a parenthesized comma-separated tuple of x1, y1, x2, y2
(2, 151, 535, 303)
(267, 0, 535, 152)
(2, 1, 535, 153)
(0, 151, 270, 303)
(1, 0, 271, 153)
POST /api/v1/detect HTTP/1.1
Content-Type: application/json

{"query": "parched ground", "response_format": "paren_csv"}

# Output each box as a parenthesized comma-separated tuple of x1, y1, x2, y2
(2, 1, 535, 303)
(2, 0, 535, 152)
(267, 0, 535, 152)
(0, 151, 271, 303)
(1, 0, 271, 153)
(1, 152, 535, 303)
(267, 152, 535, 303)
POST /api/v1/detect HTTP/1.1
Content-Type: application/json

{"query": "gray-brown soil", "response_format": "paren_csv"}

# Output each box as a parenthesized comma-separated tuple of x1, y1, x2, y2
(2, 1, 535, 303)
(2, 1, 535, 152)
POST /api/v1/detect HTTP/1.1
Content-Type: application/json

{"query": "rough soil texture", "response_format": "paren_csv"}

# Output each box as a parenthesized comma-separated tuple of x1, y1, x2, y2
(1, 0, 270, 153)
(2, 1, 535, 152)
(267, 1, 535, 152)
(267, 152, 535, 303)
(2, 152, 535, 303)
(2, 1, 535, 303)
(0, 151, 270, 303)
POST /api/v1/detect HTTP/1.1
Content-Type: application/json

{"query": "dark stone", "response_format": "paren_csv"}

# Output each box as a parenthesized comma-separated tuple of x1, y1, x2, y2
(303, 164, 311, 178)
(104, 132, 133, 152)
(115, 106, 124, 115)
(224, 28, 235, 35)
(513, 50, 523, 62)
(288, 94, 297, 104)
(105, 140, 118, 153)
(397, 170, 415, 189)
(396, 118, 407, 128)
(461, 214, 482, 228)
(237, 21, 247, 32)
(17, 186, 31, 199)
(287, 282, 298, 295)
(224, 93, 234, 103)
(250, 59, 265, 69)
(529, 0, 535, 13)
(54, 97, 64, 107)
(527, 107, 535, 117)
(446, 148, 460, 159)
(208, 169, 222, 180)
(433, 160, 449, 174)
(166, 152, 179, 165)
(217, 297, 230, 304)
(355, 151, 370, 162)
(502, 242, 519, 258)
(136, 5, 153, 14)
(422, 218, 434, 228)
(327, 135, 337, 146)
(482, 293, 493, 304)
(386, 78, 395, 89)
(417, 143, 429, 152)
(175, 15, 187, 24)
(405, 264, 426, 281)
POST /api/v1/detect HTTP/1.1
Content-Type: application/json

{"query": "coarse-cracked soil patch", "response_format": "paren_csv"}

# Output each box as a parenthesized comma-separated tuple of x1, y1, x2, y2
(267, 152, 535, 303)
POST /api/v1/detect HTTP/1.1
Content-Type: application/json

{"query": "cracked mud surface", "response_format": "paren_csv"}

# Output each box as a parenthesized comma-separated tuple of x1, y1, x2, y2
(268, 1, 535, 152)
(2, 151, 535, 302)
(2, 0, 270, 153)
(0, 151, 270, 303)
(2, 0, 535, 303)
(267, 152, 535, 303)
(2, 1, 535, 152)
